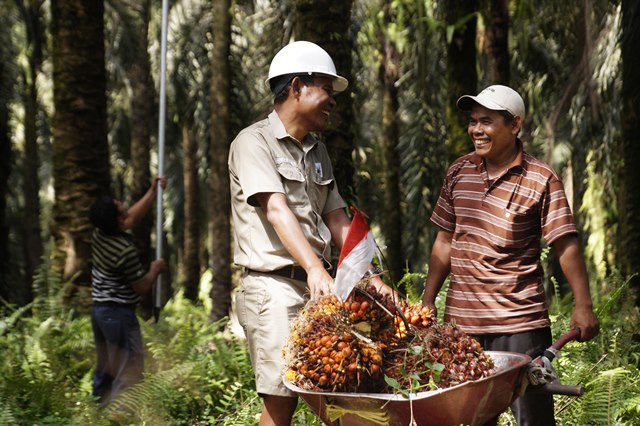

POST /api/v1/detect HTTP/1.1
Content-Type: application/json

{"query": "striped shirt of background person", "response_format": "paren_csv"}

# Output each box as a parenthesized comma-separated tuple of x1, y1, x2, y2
(91, 229, 145, 305)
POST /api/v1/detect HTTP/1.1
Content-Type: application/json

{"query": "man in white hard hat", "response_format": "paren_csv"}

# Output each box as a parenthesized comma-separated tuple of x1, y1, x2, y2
(229, 41, 394, 425)
(422, 85, 599, 425)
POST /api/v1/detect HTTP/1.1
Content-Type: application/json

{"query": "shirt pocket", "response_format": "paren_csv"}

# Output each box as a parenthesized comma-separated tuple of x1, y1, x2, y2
(497, 205, 539, 249)
(310, 176, 334, 213)
(275, 162, 306, 207)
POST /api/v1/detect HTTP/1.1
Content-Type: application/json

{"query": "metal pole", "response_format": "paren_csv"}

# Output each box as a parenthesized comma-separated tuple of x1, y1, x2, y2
(154, 0, 169, 322)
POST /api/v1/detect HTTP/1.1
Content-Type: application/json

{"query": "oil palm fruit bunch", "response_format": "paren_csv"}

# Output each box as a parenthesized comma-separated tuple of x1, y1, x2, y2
(384, 322, 495, 391)
(394, 302, 436, 339)
(284, 280, 494, 393)
(284, 292, 388, 392)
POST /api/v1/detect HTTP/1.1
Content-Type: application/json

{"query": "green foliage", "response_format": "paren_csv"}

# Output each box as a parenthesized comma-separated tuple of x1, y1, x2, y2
(0, 297, 97, 425)
(0, 269, 638, 425)
(0, 287, 324, 426)
(549, 273, 640, 426)
(396, 269, 426, 304)
(396, 268, 640, 426)
(400, 265, 449, 322)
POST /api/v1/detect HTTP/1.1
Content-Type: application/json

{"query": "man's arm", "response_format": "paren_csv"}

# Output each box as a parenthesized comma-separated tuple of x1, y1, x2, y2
(554, 235, 599, 342)
(323, 208, 351, 251)
(122, 177, 167, 230)
(131, 258, 167, 296)
(421, 230, 453, 317)
(255, 192, 332, 299)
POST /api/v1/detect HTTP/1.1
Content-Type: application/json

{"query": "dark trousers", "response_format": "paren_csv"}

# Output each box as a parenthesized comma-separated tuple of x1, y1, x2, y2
(474, 327, 555, 426)
(91, 304, 144, 407)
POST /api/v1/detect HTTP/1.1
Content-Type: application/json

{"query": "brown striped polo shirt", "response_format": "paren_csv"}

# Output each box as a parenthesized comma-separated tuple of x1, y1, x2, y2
(431, 140, 577, 335)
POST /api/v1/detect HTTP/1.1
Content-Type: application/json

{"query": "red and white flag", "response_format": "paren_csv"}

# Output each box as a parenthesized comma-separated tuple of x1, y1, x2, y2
(334, 207, 378, 302)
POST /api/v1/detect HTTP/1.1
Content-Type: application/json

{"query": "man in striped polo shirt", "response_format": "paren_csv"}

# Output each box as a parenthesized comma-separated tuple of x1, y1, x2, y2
(422, 85, 599, 425)
(89, 177, 167, 407)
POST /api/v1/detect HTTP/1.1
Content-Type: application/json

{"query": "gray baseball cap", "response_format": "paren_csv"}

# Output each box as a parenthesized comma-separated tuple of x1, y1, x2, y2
(457, 85, 525, 120)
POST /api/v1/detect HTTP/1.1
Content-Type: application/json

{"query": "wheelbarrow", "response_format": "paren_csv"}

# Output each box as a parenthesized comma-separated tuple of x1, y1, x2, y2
(284, 329, 583, 426)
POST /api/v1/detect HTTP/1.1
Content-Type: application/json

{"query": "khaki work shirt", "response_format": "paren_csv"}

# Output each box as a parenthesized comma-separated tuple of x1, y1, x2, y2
(229, 110, 346, 272)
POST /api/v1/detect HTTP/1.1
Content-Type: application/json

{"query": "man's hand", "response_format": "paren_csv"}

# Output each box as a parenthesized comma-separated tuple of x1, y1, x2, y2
(132, 258, 167, 296)
(571, 304, 599, 342)
(369, 275, 399, 302)
(306, 265, 333, 300)
(151, 176, 167, 192)
(421, 301, 438, 320)
(150, 258, 167, 274)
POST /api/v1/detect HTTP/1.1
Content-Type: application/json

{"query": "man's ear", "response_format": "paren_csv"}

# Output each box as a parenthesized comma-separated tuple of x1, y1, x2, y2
(290, 76, 303, 97)
(512, 115, 522, 135)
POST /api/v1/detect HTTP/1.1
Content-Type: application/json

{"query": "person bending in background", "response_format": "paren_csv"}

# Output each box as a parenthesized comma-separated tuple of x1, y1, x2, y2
(88, 177, 167, 407)
(421, 85, 599, 426)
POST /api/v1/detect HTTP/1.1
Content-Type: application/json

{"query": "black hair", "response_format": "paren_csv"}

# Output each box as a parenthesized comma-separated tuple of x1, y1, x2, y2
(498, 110, 515, 125)
(270, 73, 315, 103)
(89, 195, 120, 235)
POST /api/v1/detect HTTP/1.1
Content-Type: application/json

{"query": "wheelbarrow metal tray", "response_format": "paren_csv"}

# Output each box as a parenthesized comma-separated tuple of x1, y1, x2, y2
(285, 351, 531, 426)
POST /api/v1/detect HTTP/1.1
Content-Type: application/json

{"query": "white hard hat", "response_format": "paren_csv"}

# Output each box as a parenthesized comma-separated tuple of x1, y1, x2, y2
(267, 41, 349, 93)
(457, 85, 525, 120)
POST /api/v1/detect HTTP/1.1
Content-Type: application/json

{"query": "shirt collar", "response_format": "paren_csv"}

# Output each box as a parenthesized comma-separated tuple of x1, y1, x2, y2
(268, 110, 316, 149)
(268, 110, 288, 140)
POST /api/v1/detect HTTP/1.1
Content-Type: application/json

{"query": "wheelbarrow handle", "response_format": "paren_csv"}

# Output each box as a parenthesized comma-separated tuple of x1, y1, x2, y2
(551, 328, 580, 351)
(529, 382, 585, 397)
(535, 328, 580, 366)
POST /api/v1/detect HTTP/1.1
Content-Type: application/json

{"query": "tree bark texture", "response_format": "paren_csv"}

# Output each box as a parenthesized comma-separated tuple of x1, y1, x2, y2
(17, 0, 45, 302)
(122, 0, 157, 318)
(619, 0, 640, 297)
(51, 0, 111, 304)
(482, 0, 509, 85)
(209, 0, 232, 323)
(293, 0, 357, 205)
(182, 124, 200, 303)
(0, 32, 12, 304)
(444, 0, 479, 163)
(378, 0, 405, 285)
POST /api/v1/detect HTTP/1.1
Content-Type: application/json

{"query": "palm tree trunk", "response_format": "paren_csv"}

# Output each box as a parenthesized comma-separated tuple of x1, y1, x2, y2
(482, 0, 510, 85)
(124, 0, 157, 318)
(444, 0, 478, 162)
(16, 0, 44, 300)
(619, 0, 640, 301)
(379, 0, 404, 284)
(182, 123, 200, 303)
(21, 73, 42, 299)
(293, 0, 356, 204)
(209, 0, 232, 323)
(16, 1, 43, 302)
(0, 35, 12, 304)
(51, 0, 111, 308)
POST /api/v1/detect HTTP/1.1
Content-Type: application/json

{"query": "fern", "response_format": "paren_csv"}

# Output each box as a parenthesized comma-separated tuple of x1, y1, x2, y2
(104, 362, 195, 425)
(0, 398, 17, 426)
(571, 368, 638, 426)
(397, 269, 427, 304)
(215, 389, 261, 426)
(2, 264, 639, 425)
(0, 301, 33, 337)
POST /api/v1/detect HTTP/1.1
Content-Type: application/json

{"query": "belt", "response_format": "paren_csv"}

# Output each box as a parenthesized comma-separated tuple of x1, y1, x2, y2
(246, 265, 308, 282)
